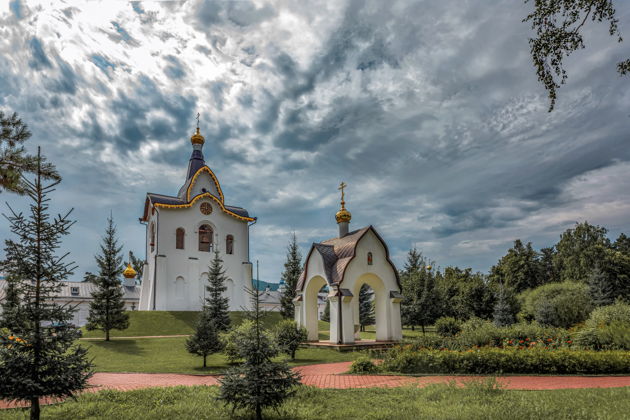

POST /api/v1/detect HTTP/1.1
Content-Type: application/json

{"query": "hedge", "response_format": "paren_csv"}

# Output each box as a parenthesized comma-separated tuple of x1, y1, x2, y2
(382, 346, 630, 374)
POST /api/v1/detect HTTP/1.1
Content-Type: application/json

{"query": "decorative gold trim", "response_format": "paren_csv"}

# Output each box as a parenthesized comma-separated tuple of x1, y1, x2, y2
(186, 166, 225, 203)
(153, 193, 254, 222)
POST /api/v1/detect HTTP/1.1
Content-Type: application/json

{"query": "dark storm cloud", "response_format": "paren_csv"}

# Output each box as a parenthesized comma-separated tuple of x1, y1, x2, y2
(28, 37, 51, 69)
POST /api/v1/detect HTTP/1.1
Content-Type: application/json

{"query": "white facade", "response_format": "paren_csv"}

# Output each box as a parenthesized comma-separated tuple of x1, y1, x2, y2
(138, 128, 255, 312)
(295, 225, 403, 344)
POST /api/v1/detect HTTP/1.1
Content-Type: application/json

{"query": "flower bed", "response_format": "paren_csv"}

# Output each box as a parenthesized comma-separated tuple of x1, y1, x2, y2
(381, 346, 630, 375)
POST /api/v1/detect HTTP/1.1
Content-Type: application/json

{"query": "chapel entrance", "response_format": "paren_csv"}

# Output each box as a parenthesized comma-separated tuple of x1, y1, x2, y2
(351, 273, 389, 341)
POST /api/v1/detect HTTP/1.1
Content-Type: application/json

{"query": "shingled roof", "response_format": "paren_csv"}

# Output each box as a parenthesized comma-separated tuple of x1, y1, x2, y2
(296, 226, 400, 291)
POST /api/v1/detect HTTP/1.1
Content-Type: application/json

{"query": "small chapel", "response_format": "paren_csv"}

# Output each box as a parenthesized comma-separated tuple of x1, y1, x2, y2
(138, 127, 256, 311)
(294, 184, 403, 344)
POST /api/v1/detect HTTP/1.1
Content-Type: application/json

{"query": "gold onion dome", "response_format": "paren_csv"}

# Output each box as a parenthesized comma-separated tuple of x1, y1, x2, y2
(191, 127, 205, 145)
(123, 263, 137, 279)
(336, 203, 352, 223)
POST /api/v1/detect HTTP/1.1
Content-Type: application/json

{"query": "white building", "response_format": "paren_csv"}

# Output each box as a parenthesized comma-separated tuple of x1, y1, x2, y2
(138, 127, 256, 311)
(0, 279, 140, 327)
(294, 185, 403, 343)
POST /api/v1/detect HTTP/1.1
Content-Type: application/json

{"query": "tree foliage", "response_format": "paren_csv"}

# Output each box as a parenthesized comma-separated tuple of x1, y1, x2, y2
(219, 288, 301, 420)
(186, 310, 223, 368)
(519, 281, 593, 328)
(490, 240, 542, 293)
(524, 0, 629, 111)
(274, 319, 307, 360)
(128, 251, 144, 282)
(280, 233, 302, 319)
(358, 284, 375, 331)
(205, 250, 231, 332)
(85, 216, 129, 341)
(400, 248, 440, 332)
(553, 221, 610, 283)
(0, 111, 59, 195)
(0, 150, 91, 420)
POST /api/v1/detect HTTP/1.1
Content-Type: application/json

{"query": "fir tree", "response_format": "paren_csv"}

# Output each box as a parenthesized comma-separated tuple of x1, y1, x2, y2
(321, 299, 330, 322)
(205, 249, 231, 332)
(588, 266, 614, 307)
(280, 233, 302, 319)
(186, 310, 223, 368)
(0, 274, 22, 331)
(85, 216, 129, 341)
(358, 284, 375, 332)
(128, 251, 144, 282)
(0, 112, 59, 195)
(0, 149, 92, 420)
(219, 287, 301, 420)
(493, 284, 516, 326)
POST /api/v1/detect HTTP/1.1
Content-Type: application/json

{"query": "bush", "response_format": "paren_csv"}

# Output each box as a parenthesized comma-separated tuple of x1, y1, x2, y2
(274, 320, 307, 360)
(585, 301, 630, 328)
(381, 346, 630, 374)
(456, 318, 502, 348)
(574, 322, 630, 350)
(519, 282, 593, 328)
(435, 317, 461, 337)
(349, 356, 380, 374)
(222, 320, 275, 363)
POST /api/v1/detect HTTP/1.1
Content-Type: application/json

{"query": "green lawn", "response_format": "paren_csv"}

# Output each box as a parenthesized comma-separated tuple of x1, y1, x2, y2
(84, 336, 357, 374)
(3, 383, 629, 419)
(81, 311, 282, 339)
(317, 321, 434, 341)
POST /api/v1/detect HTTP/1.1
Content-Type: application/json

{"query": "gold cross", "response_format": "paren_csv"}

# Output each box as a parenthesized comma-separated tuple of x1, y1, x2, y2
(196, 112, 200, 129)
(338, 181, 347, 203)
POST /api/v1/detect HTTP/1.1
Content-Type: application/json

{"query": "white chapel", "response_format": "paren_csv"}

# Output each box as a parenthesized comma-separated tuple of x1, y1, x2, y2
(138, 127, 256, 311)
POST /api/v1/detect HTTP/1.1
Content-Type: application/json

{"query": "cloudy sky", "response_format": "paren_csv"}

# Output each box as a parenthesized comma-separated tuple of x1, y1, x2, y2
(1, 0, 629, 283)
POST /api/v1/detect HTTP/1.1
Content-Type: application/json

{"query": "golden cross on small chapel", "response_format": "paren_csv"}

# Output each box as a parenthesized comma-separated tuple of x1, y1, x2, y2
(338, 181, 347, 204)
(196, 112, 200, 129)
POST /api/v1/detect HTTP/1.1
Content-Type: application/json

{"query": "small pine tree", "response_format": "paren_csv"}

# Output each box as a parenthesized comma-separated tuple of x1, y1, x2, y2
(588, 266, 614, 307)
(493, 284, 515, 326)
(358, 284, 375, 332)
(280, 233, 302, 319)
(85, 216, 129, 341)
(219, 288, 301, 420)
(186, 310, 223, 368)
(0, 149, 92, 420)
(205, 249, 231, 332)
(321, 300, 330, 322)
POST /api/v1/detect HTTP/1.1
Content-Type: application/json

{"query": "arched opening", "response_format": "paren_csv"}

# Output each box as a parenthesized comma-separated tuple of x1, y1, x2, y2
(175, 276, 185, 298)
(352, 273, 389, 341)
(176, 228, 185, 250)
(198, 224, 213, 252)
(226, 234, 234, 255)
(303, 275, 328, 341)
(150, 223, 156, 253)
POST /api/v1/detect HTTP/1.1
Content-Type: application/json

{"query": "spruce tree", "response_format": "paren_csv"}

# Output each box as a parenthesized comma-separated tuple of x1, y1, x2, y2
(321, 299, 330, 322)
(85, 216, 129, 341)
(493, 284, 516, 326)
(205, 249, 231, 332)
(0, 149, 92, 420)
(219, 287, 301, 420)
(186, 310, 223, 368)
(128, 250, 144, 282)
(280, 233, 302, 319)
(358, 284, 375, 332)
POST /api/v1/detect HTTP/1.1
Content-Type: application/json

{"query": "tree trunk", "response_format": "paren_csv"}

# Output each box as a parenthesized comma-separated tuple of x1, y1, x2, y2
(421, 324, 425, 336)
(203, 355, 207, 368)
(411, 325, 415, 331)
(105, 329, 110, 341)
(291, 349, 296, 360)
(30, 397, 40, 420)
(256, 403, 262, 420)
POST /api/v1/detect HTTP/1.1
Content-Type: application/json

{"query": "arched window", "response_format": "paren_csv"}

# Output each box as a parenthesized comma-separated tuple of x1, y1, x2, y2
(226, 235, 234, 255)
(176, 228, 185, 250)
(367, 252, 373, 265)
(198, 224, 213, 252)
(150, 223, 156, 253)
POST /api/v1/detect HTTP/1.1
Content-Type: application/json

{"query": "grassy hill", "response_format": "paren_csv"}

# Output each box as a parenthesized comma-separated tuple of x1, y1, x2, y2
(81, 311, 283, 339)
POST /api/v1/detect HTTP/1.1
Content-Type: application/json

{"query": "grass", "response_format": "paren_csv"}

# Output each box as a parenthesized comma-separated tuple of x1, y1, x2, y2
(84, 336, 358, 374)
(2, 382, 629, 419)
(317, 321, 434, 341)
(81, 311, 282, 339)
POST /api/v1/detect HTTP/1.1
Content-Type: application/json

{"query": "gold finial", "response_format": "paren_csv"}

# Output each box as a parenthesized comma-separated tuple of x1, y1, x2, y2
(335, 181, 351, 224)
(123, 263, 137, 279)
(191, 112, 205, 145)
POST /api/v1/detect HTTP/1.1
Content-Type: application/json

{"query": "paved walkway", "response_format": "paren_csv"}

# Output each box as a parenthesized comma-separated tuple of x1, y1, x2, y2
(3, 362, 630, 409)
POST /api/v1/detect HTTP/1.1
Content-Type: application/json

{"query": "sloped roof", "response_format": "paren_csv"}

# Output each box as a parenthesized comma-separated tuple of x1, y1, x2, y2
(0, 280, 140, 300)
(296, 226, 400, 291)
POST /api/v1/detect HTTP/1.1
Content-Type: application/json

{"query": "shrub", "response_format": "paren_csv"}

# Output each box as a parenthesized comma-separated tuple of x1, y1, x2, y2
(274, 320, 307, 360)
(574, 322, 630, 351)
(349, 356, 380, 374)
(222, 320, 268, 363)
(457, 318, 502, 348)
(409, 334, 448, 350)
(519, 282, 593, 328)
(381, 346, 630, 375)
(585, 301, 630, 328)
(435, 317, 461, 337)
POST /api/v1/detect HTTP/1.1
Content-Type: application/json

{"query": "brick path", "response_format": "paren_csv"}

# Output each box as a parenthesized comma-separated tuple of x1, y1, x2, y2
(3, 362, 630, 409)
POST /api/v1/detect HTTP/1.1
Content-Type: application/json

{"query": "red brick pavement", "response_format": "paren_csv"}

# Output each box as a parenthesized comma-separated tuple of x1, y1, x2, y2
(3, 362, 630, 409)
